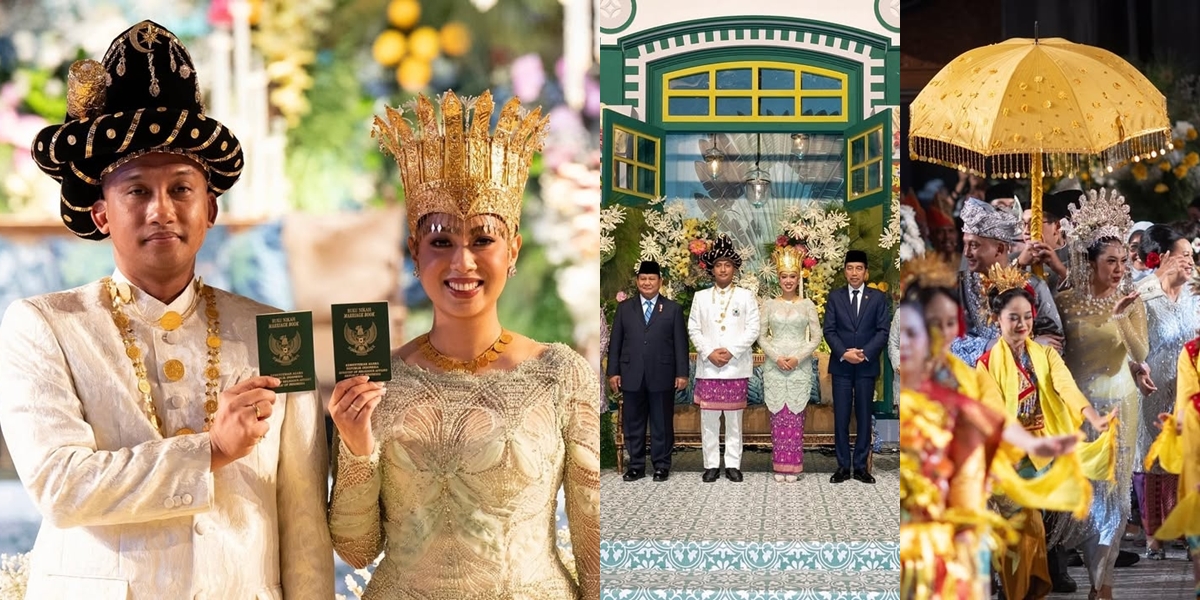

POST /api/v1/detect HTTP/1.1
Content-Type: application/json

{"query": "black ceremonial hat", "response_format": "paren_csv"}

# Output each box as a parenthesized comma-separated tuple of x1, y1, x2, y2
(30, 20, 243, 240)
(699, 234, 742, 271)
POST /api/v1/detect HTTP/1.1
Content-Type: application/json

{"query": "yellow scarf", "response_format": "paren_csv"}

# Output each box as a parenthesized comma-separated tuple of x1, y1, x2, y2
(1155, 346, 1200, 539)
(981, 338, 1116, 480)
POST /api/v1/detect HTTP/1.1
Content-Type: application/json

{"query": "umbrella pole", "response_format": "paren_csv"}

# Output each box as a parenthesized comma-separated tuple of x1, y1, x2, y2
(1030, 151, 1045, 278)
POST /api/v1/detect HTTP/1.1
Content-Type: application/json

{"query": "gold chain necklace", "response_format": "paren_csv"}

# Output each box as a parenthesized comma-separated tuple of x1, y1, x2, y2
(102, 277, 222, 436)
(713, 284, 735, 331)
(418, 329, 513, 373)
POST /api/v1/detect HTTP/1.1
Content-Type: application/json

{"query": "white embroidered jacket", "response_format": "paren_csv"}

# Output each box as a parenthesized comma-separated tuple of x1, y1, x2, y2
(0, 277, 333, 600)
(687, 285, 761, 380)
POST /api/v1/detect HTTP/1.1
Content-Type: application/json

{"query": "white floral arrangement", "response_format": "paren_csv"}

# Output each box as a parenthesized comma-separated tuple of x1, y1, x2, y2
(0, 553, 29, 600)
(600, 203, 626, 263)
(636, 198, 720, 303)
(770, 202, 851, 321)
(879, 163, 903, 268)
(898, 205, 924, 261)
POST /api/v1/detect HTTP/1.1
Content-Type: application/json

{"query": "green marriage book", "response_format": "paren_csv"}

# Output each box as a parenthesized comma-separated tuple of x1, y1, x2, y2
(256, 311, 317, 393)
(331, 302, 392, 382)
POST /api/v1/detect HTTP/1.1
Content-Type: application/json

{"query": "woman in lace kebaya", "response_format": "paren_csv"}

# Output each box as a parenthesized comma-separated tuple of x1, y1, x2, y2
(757, 246, 822, 481)
(1131, 225, 1198, 560)
(324, 91, 600, 599)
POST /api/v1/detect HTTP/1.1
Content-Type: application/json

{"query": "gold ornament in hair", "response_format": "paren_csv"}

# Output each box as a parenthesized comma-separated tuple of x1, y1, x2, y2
(980, 262, 1030, 296)
(372, 90, 549, 235)
(773, 245, 802, 273)
(900, 254, 958, 294)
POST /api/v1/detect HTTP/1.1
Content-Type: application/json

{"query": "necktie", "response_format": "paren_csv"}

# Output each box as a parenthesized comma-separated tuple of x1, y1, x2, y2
(852, 289, 860, 315)
(644, 300, 653, 324)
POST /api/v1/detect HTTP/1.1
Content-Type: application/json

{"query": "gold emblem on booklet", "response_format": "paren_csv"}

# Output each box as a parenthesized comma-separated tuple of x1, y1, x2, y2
(269, 332, 302, 366)
(344, 323, 378, 357)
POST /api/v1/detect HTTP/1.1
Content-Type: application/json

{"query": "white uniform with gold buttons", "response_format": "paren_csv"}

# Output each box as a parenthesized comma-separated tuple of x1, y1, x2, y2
(687, 283, 760, 469)
(0, 272, 334, 600)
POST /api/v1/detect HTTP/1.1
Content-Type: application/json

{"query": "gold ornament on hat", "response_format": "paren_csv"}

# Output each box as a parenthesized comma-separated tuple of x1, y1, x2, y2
(372, 90, 549, 235)
(773, 246, 802, 274)
(66, 59, 108, 120)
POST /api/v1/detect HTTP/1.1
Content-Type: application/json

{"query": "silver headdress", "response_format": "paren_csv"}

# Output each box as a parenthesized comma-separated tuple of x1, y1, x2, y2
(960, 198, 1021, 243)
(1063, 187, 1133, 301)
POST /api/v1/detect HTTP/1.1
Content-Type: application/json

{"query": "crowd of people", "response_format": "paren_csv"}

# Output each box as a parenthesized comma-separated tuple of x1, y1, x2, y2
(900, 175, 1200, 600)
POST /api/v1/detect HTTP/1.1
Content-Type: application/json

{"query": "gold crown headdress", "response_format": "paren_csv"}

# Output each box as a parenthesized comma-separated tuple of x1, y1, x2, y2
(900, 255, 958, 296)
(372, 90, 550, 234)
(773, 246, 802, 273)
(981, 262, 1031, 296)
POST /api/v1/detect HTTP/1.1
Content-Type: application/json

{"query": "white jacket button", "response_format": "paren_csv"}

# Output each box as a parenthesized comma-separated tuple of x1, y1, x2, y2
(194, 520, 209, 535)
(164, 496, 175, 509)
(182, 493, 193, 505)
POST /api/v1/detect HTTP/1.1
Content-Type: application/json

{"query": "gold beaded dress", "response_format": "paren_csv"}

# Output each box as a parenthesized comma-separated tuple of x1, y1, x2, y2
(328, 343, 600, 599)
(1056, 288, 1149, 589)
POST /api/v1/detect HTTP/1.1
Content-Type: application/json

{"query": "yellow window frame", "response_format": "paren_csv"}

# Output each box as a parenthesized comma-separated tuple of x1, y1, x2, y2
(612, 125, 660, 199)
(661, 61, 849, 123)
(847, 124, 884, 201)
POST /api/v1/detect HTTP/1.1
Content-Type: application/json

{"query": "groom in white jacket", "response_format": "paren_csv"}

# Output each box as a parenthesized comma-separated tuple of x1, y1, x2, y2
(688, 235, 760, 482)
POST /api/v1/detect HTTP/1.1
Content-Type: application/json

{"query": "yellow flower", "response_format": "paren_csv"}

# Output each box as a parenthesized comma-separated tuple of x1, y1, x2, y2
(1155, 182, 1169, 193)
(1188, 152, 1200, 166)
(1189, 127, 1198, 141)
(877, 281, 889, 292)
(1132, 162, 1148, 180)
(1159, 160, 1172, 171)
(1175, 165, 1189, 179)
(1174, 138, 1185, 150)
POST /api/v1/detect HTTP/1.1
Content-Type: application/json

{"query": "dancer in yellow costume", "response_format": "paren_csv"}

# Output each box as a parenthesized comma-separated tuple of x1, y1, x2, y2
(900, 255, 1085, 600)
(1054, 188, 1148, 600)
(325, 92, 599, 599)
(975, 262, 1113, 599)
(1147, 338, 1200, 596)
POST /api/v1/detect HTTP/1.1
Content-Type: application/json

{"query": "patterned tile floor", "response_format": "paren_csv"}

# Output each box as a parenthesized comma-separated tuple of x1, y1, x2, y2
(601, 569, 900, 600)
(602, 449, 899, 599)
(602, 449, 900, 543)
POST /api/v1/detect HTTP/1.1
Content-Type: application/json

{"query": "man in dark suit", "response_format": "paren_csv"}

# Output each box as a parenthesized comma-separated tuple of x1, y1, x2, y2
(607, 261, 689, 482)
(822, 250, 891, 484)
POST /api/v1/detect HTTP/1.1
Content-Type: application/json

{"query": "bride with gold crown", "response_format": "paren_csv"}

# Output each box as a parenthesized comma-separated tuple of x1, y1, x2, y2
(757, 246, 822, 481)
(324, 91, 599, 599)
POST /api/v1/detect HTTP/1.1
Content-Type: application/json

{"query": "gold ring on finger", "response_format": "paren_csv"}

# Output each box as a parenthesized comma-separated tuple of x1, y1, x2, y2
(253, 402, 262, 419)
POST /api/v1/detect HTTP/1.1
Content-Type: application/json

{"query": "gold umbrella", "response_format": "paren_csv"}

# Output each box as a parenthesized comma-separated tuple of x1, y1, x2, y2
(909, 37, 1171, 244)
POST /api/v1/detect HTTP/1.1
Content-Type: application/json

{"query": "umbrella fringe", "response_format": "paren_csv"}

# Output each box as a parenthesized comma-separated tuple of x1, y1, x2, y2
(909, 129, 1172, 179)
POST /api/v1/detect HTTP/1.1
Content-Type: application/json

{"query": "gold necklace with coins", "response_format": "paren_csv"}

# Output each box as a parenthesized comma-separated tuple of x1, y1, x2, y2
(712, 284, 736, 332)
(418, 329, 513, 373)
(102, 277, 222, 436)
